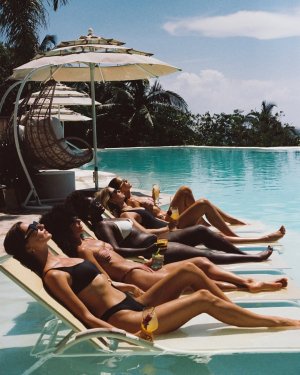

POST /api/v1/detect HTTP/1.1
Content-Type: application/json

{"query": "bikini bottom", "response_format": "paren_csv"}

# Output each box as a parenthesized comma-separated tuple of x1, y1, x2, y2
(121, 263, 154, 283)
(101, 293, 145, 322)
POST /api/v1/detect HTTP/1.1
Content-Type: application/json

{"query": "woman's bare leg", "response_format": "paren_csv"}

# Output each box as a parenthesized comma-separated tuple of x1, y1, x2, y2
(110, 288, 300, 334)
(139, 263, 232, 305)
(162, 257, 288, 292)
(177, 199, 240, 236)
(170, 186, 246, 225)
(150, 290, 300, 334)
(164, 240, 274, 265)
(223, 226, 286, 244)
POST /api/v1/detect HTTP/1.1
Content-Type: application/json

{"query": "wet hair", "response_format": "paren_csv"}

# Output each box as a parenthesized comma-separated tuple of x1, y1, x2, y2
(65, 190, 91, 222)
(108, 177, 122, 190)
(40, 205, 78, 257)
(95, 188, 121, 217)
(4, 222, 43, 277)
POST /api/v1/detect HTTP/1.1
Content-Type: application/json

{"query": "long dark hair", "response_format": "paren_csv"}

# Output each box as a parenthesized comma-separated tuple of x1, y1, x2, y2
(4, 222, 44, 277)
(65, 190, 91, 222)
(40, 205, 78, 257)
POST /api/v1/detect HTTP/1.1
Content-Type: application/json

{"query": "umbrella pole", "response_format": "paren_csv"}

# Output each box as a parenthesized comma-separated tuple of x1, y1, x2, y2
(90, 64, 99, 191)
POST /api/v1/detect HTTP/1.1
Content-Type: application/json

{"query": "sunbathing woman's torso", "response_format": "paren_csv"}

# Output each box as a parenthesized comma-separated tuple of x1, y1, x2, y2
(81, 237, 154, 282)
(43, 257, 127, 319)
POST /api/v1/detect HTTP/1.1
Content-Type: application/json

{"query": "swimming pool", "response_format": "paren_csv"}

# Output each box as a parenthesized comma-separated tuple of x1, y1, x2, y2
(92, 146, 300, 281)
(2, 146, 300, 374)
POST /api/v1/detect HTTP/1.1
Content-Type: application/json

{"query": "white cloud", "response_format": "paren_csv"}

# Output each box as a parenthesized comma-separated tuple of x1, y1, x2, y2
(163, 10, 300, 40)
(161, 69, 300, 127)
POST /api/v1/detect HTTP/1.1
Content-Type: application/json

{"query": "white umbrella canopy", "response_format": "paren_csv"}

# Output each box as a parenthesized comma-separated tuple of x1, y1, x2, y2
(21, 106, 92, 122)
(21, 83, 101, 106)
(11, 28, 181, 192)
(11, 51, 179, 82)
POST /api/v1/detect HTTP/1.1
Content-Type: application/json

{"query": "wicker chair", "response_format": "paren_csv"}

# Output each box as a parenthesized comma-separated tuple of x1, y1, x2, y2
(23, 80, 93, 170)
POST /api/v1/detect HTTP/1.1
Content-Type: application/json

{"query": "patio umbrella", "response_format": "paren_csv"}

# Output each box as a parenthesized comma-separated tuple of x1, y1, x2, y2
(9, 28, 180, 203)
(22, 82, 101, 106)
(21, 106, 92, 123)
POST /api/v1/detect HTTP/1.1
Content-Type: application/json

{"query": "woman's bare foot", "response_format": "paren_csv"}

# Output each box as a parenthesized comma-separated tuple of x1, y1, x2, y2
(245, 277, 288, 293)
(262, 226, 286, 242)
(255, 246, 273, 261)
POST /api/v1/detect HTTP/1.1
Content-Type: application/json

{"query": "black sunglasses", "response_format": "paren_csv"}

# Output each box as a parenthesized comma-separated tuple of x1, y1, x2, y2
(24, 221, 39, 241)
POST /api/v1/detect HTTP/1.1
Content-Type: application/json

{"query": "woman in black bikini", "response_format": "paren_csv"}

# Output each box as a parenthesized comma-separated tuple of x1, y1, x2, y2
(4, 221, 300, 337)
(65, 190, 275, 264)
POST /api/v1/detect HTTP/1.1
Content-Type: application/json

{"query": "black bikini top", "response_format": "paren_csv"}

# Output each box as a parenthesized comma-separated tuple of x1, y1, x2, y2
(44, 259, 101, 295)
(124, 208, 167, 229)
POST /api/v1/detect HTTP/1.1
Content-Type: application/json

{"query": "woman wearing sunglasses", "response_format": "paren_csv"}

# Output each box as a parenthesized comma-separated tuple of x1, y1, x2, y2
(39, 204, 287, 294)
(65, 190, 277, 264)
(4, 220, 299, 338)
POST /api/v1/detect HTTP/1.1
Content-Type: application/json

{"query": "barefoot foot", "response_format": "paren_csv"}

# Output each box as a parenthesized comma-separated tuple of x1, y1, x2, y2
(256, 245, 273, 261)
(246, 277, 288, 293)
(263, 226, 286, 242)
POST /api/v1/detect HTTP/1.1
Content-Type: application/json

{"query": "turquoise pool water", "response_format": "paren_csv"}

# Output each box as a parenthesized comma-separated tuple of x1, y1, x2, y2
(2, 146, 300, 374)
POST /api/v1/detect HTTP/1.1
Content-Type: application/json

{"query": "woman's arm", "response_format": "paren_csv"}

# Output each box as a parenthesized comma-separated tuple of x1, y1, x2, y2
(111, 281, 144, 297)
(45, 270, 114, 329)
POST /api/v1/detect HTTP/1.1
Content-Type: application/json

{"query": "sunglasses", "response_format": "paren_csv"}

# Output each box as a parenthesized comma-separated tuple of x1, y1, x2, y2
(24, 221, 39, 241)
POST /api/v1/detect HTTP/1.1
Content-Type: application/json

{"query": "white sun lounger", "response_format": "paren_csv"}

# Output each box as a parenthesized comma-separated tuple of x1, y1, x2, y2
(0, 256, 164, 375)
(1, 255, 300, 375)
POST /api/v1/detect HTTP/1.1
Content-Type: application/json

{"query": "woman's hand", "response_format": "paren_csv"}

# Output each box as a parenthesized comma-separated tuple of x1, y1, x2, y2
(113, 282, 144, 297)
(168, 218, 178, 231)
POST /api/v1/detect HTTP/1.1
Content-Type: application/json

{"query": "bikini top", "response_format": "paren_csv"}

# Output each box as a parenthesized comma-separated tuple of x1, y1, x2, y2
(124, 208, 167, 229)
(44, 259, 101, 295)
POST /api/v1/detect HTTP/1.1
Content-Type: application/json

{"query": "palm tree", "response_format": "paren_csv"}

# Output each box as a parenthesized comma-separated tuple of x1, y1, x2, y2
(0, 0, 68, 66)
(245, 100, 278, 146)
(116, 80, 188, 129)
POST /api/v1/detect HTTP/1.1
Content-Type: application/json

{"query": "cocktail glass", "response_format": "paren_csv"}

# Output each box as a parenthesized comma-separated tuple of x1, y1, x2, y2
(152, 184, 160, 205)
(170, 207, 180, 220)
(141, 307, 158, 341)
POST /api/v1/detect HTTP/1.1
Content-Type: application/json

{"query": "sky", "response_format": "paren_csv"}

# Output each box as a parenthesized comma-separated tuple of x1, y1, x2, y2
(43, 0, 300, 127)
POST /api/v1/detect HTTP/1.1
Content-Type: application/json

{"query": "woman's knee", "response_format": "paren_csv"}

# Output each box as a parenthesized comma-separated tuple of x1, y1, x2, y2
(196, 198, 211, 206)
(180, 262, 205, 276)
(195, 289, 217, 305)
(192, 257, 211, 271)
(178, 185, 193, 196)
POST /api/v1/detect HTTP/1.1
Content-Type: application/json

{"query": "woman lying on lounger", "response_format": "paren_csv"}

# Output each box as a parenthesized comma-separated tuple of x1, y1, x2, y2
(65, 191, 275, 264)
(109, 177, 246, 228)
(97, 187, 286, 244)
(4, 221, 299, 339)
(40, 205, 288, 294)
